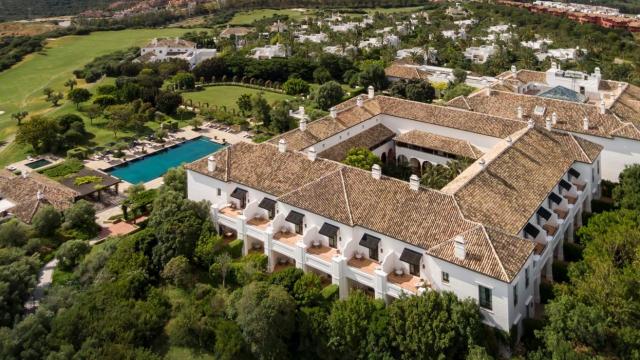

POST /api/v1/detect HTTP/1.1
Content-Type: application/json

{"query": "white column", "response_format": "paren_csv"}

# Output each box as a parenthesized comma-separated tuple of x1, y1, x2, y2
(331, 255, 348, 299)
(265, 228, 274, 271)
(545, 259, 553, 282)
(211, 204, 220, 226)
(555, 237, 564, 262)
(374, 268, 387, 300)
(237, 215, 247, 255)
(585, 195, 592, 213)
(295, 241, 307, 269)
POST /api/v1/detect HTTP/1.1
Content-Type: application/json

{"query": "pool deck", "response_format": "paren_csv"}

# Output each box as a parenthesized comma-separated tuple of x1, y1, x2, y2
(5, 155, 64, 174)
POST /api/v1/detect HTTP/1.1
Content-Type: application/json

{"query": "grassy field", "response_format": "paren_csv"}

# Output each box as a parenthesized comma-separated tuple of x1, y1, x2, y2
(182, 85, 294, 111)
(0, 28, 205, 140)
(0, 28, 205, 165)
(229, 8, 308, 25)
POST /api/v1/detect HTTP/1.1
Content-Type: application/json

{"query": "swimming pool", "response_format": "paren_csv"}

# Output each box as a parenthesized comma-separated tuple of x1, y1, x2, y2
(25, 159, 52, 169)
(107, 137, 223, 184)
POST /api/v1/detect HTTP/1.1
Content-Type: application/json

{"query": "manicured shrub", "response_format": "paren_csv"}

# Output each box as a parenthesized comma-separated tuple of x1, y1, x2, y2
(540, 281, 554, 304)
(552, 260, 569, 283)
(67, 146, 89, 160)
(321, 284, 339, 302)
(563, 242, 584, 262)
(226, 239, 243, 259)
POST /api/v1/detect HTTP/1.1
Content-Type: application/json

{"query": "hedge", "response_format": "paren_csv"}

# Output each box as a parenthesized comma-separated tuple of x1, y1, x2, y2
(226, 239, 244, 259)
(552, 261, 569, 283)
(321, 284, 339, 302)
(540, 281, 554, 304)
(563, 242, 584, 262)
(67, 146, 89, 160)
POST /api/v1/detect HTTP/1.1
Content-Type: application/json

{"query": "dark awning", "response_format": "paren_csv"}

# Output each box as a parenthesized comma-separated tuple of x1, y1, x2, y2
(285, 210, 304, 225)
(319, 223, 339, 238)
(549, 192, 562, 204)
(400, 248, 422, 265)
(559, 179, 572, 191)
(524, 223, 540, 238)
(537, 207, 552, 220)
(568, 168, 581, 178)
(258, 198, 276, 212)
(230, 187, 247, 200)
(359, 234, 381, 249)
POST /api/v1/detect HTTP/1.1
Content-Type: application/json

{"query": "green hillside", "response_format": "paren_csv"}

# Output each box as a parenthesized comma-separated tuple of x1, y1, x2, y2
(0, 0, 128, 21)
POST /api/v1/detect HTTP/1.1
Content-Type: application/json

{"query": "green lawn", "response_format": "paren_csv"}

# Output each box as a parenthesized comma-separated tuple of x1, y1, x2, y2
(182, 85, 294, 111)
(0, 28, 204, 166)
(229, 9, 308, 25)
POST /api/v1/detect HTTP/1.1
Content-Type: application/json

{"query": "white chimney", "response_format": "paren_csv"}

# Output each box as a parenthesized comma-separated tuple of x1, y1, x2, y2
(307, 146, 317, 161)
(478, 158, 486, 169)
(551, 112, 558, 125)
(21, 170, 29, 179)
(545, 117, 552, 131)
(506, 136, 512, 146)
(36, 190, 44, 201)
(299, 117, 307, 131)
(371, 164, 382, 180)
(594, 67, 601, 77)
(527, 119, 535, 129)
(356, 95, 364, 107)
(454, 235, 466, 260)
(599, 100, 606, 115)
(583, 117, 589, 131)
(207, 156, 216, 172)
(409, 174, 420, 191)
(367, 86, 375, 99)
(517, 106, 523, 119)
(330, 107, 337, 119)
(278, 138, 287, 153)
(511, 64, 517, 74)
(551, 61, 557, 70)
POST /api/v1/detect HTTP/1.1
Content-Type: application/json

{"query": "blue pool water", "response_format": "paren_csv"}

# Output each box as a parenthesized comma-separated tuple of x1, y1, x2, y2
(108, 137, 223, 184)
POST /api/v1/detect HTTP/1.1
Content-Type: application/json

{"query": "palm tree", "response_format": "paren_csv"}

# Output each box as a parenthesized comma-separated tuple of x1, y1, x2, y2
(420, 163, 452, 190)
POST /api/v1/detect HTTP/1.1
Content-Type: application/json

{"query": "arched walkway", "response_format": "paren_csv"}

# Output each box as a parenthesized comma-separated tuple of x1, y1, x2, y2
(409, 158, 421, 175)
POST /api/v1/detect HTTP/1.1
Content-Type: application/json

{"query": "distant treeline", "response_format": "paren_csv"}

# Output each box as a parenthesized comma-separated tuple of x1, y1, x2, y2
(0, 0, 117, 21)
(219, 0, 425, 10)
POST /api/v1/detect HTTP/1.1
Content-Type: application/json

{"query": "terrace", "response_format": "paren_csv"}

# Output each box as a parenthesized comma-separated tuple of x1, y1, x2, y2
(347, 256, 379, 275)
(273, 230, 302, 246)
(306, 244, 338, 262)
(246, 216, 270, 229)
(219, 206, 243, 218)
(387, 271, 424, 293)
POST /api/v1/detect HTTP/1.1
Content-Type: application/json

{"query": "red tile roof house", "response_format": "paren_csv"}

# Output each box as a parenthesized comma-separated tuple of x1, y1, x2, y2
(185, 87, 602, 338)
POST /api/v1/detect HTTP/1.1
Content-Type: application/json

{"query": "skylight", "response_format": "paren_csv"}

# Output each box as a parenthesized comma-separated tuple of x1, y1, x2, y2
(533, 105, 546, 116)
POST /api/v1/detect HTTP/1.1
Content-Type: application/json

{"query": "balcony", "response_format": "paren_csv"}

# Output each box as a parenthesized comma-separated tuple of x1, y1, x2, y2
(220, 206, 243, 218)
(306, 244, 338, 262)
(273, 231, 302, 246)
(563, 193, 577, 205)
(553, 207, 568, 220)
(542, 223, 558, 236)
(247, 216, 270, 230)
(347, 255, 379, 275)
(387, 271, 424, 293)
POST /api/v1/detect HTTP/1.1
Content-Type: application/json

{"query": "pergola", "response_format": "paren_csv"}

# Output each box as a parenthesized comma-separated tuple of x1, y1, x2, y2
(59, 168, 121, 202)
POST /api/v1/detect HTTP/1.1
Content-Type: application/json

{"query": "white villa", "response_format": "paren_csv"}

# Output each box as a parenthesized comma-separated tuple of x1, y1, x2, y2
(535, 47, 586, 62)
(396, 47, 438, 64)
(186, 86, 603, 337)
(296, 33, 328, 43)
(385, 62, 498, 89)
(250, 44, 288, 59)
(464, 45, 497, 64)
(447, 63, 640, 180)
(442, 29, 467, 40)
(521, 38, 553, 50)
(137, 38, 217, 69)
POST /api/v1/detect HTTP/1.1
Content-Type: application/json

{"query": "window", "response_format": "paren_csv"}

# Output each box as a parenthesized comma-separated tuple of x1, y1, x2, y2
(479, 286, 492, 310)
(513, 283, 518, 306)
(369, 246, 378, 261)
(328, 235, 337, 248)
(217, 188, 221, 196)
(525, 268, 530, 288)
(442, 271, 450, 284)
(409, 263, 419, 276)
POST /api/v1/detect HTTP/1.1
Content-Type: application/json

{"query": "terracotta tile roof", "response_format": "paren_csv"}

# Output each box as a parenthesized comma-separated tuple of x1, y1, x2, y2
(280, 166, 532, 282)
(145, 38, 195, 48)
(446, 127, 601, 235)
(187, 141, 536, 282)
(450, 88, 640, 141)
(394, 130, 483, 159)
(0, 170, 77, 223)
(384, 63, 431, 80)
(220, 27, 253, 37)
(185, 142, 341, 196)
(496, 69, 548, 85)
(610, 84, 640, 130)
(428, 226, 534, 282)
(272, 95, 527, 152)
(318, 124, 395, 161)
